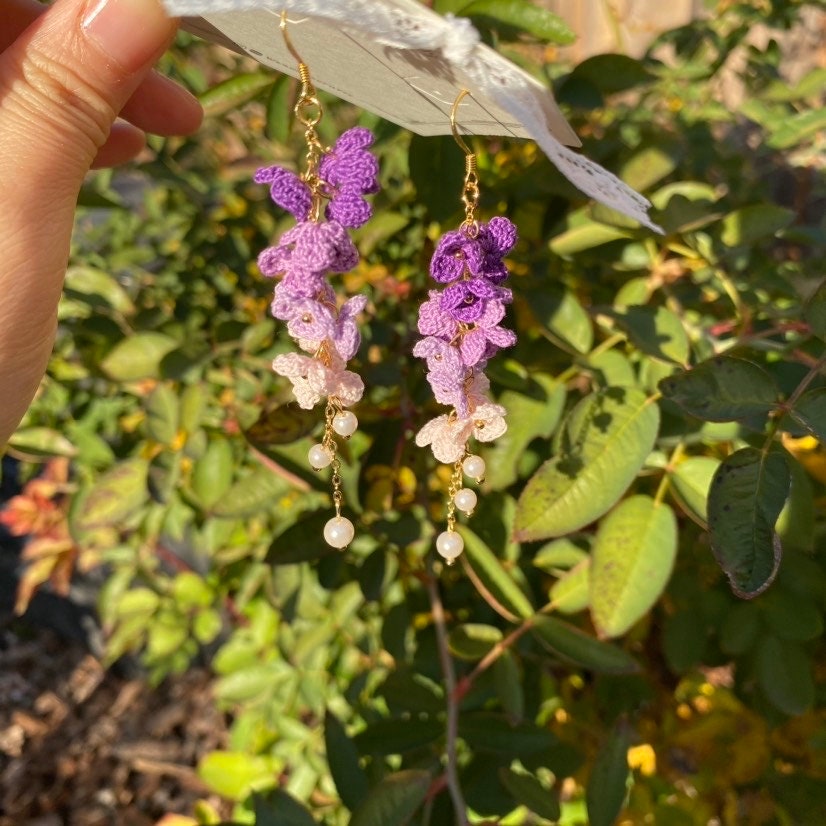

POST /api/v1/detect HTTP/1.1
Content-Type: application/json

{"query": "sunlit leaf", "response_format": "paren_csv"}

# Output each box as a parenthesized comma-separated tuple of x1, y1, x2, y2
(670, 456, 720, 526)
(211, 467, 291, 518)
(721, 204, 794, 246)
(199, 72, 275, 116)
(448, 623, 503, 659)
(789, 387, 826, 442)
(590, 496, 677, 638)
(7, 427, 77, 458)
(514, 387, 659, 542)
(71, 458, 149, 532)
(191, 438, 235, 509)
(708, 448, 789, 598)
(146, 384, 180, 445)
(461, 0, 575, 43)
(659, 356, 779, 422)
(602, 305, 690, 365)
(100, 333, 178, 381)
(197, 751, 278, 800)
(549, 559, 590, 614)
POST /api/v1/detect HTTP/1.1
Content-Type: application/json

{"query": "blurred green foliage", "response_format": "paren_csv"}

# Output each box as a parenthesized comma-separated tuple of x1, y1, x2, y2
(5, 0, 826, 824)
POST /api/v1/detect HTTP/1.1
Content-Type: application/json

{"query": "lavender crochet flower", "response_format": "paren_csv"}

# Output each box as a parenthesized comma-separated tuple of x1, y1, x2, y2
(320, 127, 380, 229)
(254, 166, 312, 221)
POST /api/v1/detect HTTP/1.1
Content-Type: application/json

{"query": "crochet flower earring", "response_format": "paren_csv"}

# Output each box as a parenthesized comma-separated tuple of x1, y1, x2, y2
(414, 91, 517, 565)
(255, 14, 379, 549)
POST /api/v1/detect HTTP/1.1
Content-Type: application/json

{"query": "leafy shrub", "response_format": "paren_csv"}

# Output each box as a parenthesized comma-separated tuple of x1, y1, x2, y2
(5, 0, 826, 823)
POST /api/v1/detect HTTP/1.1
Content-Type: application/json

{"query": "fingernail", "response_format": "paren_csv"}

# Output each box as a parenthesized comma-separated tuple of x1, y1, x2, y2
(82, 0, 175, 72)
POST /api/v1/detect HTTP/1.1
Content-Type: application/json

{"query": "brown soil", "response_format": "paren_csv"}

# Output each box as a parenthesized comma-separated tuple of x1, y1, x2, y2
(0, 626, 232, 826)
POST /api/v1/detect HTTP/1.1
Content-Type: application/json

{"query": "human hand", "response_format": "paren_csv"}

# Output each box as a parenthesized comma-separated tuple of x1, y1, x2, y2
(0, 0, 202, 445)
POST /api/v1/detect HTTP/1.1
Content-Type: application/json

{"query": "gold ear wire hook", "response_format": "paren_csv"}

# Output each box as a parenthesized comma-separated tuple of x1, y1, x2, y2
(450, 89, 480, 235)
(280, 10, 323, 129)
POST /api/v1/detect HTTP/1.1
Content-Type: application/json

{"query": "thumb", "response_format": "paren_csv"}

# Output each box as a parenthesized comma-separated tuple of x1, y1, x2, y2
(0, 0, 177, 444)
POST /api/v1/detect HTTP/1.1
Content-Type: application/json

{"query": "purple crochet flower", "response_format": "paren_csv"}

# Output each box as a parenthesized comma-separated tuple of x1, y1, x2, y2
(439, 280, 513, 324)
(332, 295, 368, 361)
(430, 217, 518, 285)
(271, 281, 335, 323)
(319, 127, 380, 229)
(254, 166, 312, 221)
(417, 290, 459, 339)
(259, 220, 359, 281)
(412, 336, 464, 375)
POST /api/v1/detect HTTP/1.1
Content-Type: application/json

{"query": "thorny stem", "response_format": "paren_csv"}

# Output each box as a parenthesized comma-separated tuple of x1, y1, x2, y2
(425, 566, 469, 826)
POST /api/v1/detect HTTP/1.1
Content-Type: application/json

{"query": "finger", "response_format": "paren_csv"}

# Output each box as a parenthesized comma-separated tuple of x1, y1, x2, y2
(91, 119, 147, 167)
(0, 0, 202, 137)
(120, 70, 203, 136)
(0, 0, 177, 443)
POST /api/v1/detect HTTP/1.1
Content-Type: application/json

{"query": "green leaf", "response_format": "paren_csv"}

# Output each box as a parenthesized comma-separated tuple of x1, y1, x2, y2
(756, 637, 814, 716)
(266, 511, 337, 565)
(549, 222, 630, 255)
(197, 751, 278, 800)
(191, 438, 235, 509)
(456, 525, 534, 621)
(354, 718, 442, 755)
(802, 280, 826, 341)
(100, 332, 178, 381)
(253, 791, 317, 826)
(619, 143, 680, 192)
(527, 287, 593, 354)
(514, 387, 660, 542)
(448, 623, 503, 660)
(789, 387, 826, 442)
(493, 651, 524, 721)
(7, 427, 77, 458)
(569, 54, 653, 94)
(766, 108, 826, 149)
(602, 305, 690, 365)
(721, 204, 794, 246)
(265, 76, 292, 145)
(590, 496, 677, 638)
(459, 712, 558, 755)
(179, 384, 207, 434)
(719, 601, 760, 655)
(461, 0, 575, 43)
(349, 770, 431, 826)
(533, 537, 589, 573)
(146, 384, 180, 444)
(211, 467, 291, 518)
(324, 711, 369, 812)
(586, 720, 632, 826)
(760, 589, 823, 641)
(64, 266, 135, 315)
(72, 458, 149, 532)
(549, 559, 591, 614)
(409, 134, 466, 222)
(658, 356, 779, 422)
(482, 376, 565, 489)
(708, 448, 789, 598)
(199, 72, 274, 116)
(532, 616, 639, 674)
(498, 767, 560, 821)
(670, 456, 720, 527)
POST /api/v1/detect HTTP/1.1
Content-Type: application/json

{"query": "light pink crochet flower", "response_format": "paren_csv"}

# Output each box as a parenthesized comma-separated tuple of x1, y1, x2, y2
(415, 402, 508, 464)
(272, 352, 364, 410)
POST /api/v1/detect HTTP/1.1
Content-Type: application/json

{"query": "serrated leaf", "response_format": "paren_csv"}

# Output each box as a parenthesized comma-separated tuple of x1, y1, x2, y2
(550, 559, 590, 614)
(498, 767, 560, 821)
(461, 0, 575, 43)
(146, 384, 180, 445)
(514, 387, 659, 542)
(670, 456, 720, 527)
(658, 356, 779, 422)
(590, 496, 677, 638)
(448, 623, 503, 659)
(789, 387, 826, 442)
(200, 72, 274, 117)
(756, 637, 814, 716)
(532, 616, 639, 674)
(325, 711, 369, 811)
(211, 467, 291, 518)
(100, 332, 178, 381)
(349, 770, 431, 826)
(457, 525, 534, 621)
(708, 448, 789, 598)
(7, 427, 77, 458)
(721, 204, 794, 246)
(603, 305, 690, 365)
(586, 720, 632, 826)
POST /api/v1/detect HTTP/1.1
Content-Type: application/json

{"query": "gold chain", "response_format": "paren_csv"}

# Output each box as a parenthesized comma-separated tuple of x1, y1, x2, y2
(461, 154, 480, 237)
(445, 454, 466, 533)
(323, 399, 344, 517)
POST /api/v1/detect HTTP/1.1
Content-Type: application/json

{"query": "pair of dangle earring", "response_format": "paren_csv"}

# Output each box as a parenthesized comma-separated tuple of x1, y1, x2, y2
(254, 13, 379, 549)
(413, 90, 518, 564)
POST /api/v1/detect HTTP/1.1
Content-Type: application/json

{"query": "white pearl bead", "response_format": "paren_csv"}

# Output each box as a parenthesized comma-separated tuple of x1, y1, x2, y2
(324, 516, 355, 549)
(332, 410, 358, 438)
(308, 443, 333, 470)
(436, 530, 464, 562)
(453, 488, 477, 514)
(462, 454, 486, 482)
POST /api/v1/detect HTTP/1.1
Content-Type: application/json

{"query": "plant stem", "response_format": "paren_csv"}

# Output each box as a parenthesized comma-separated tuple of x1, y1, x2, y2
(654, 442, 686, 507)
(425, 567, 469, 826)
